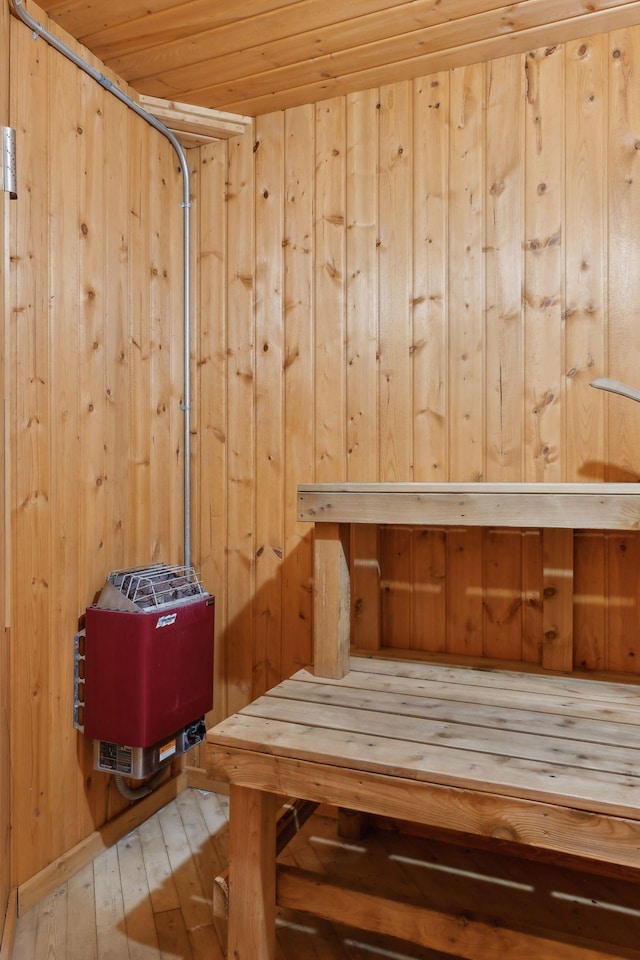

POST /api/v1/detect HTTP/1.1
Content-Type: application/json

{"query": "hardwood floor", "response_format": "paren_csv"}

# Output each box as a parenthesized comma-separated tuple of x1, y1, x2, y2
(11, 788, 640, 959)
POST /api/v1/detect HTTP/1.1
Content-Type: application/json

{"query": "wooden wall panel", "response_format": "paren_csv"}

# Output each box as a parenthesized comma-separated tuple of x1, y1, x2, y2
(197, 21, 640, 706)
(9, 4, 640, 894)
(8, 12, 187, 886)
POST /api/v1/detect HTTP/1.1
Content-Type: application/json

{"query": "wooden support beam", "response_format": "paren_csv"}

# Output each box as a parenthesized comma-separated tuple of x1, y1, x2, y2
(228, 785, 278, 960)
(214, 797, 318, 921)
(276, 864, 640, 960)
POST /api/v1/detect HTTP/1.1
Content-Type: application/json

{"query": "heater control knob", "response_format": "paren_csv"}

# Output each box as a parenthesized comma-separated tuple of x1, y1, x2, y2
(185, 718, 206, 746)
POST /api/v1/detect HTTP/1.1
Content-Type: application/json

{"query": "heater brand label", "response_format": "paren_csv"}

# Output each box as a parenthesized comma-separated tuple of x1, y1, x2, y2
(156, 613, 177, 629)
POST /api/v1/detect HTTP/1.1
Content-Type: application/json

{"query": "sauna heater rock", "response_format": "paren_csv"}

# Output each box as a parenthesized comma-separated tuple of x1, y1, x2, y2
(74, 564, 214, 779)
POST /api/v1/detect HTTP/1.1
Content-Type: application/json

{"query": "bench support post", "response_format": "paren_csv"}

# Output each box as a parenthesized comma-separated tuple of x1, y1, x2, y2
(228, 784, 278, 960)
(314, 522, 351, 678)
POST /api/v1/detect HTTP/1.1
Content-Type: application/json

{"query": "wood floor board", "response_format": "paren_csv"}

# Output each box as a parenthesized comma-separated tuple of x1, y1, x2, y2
(14, 788, 640, 959)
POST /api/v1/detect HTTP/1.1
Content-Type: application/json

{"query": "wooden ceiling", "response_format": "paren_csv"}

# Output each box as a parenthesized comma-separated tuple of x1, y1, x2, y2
(35, 0, 640, 116)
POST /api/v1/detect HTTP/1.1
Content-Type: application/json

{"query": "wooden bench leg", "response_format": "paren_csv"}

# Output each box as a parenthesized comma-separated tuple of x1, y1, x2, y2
(228, 784, 279, 960)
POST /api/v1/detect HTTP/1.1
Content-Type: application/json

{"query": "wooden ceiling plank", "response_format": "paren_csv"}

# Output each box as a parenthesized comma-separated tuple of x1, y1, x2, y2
(109, 0, 512, 87)
(82, 0, 408, 62)
(101, 0, 455, 81)
(36, 0, 191, 39)
(215, 1, 640, 115)
(135, 0, 638, 106)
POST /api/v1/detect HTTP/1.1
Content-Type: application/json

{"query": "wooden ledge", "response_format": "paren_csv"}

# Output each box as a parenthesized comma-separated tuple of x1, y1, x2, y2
(297, 482, 640, 530)
(138, 94, 251, 147)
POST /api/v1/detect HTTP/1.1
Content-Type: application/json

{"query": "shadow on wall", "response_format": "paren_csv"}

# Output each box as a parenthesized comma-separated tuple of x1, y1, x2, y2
(216, 534, 314, 721)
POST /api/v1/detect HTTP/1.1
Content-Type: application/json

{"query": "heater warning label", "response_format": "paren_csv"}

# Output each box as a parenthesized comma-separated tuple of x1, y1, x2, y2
(156, 613, 177, 629)
(159, 739, 177, 762)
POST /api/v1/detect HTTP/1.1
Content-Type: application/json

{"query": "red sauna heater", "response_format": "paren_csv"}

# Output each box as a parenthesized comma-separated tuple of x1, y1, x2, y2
(74, 564, 214, 779)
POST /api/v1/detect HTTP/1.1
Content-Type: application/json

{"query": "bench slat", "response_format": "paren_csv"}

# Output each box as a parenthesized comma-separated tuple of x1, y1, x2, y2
(268, 678, 640, 748)
(247, 692, 640, 777)
(211, 710, 640, 818)
(347, 656, 640, 704)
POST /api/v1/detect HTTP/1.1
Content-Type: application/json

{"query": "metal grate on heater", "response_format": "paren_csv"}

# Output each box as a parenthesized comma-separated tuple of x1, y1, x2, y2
(106, 563, 206, 610)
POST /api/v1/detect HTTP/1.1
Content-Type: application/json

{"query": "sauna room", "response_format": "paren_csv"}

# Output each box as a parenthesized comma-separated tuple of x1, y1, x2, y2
(6, 0, 640, 957)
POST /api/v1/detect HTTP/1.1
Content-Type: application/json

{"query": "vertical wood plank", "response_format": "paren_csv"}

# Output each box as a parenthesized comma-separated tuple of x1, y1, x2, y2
(607, 532, 640, 674)
(351, 525, 381, 652)
(565, 36, 607, 481)
(254, 112, 285, 698)
(413, 527, 447, 654)
(484, 55, 525, 661)
(378, 81, 412, 652)
(522, 530, 544, 664)
(226, 131, 256, 714)
(47, 44, 84, 869)
(606, 27, 640, 676)
(380, 526, 412, 650)
(446, 528, 484, 657)
(447, 63, 485, 658)
(128, 111, 152, 565)
(574, 531, 607, 671)
(198, 139, 228, 724)
(524, 45, 565, 482)
(485, 54, 525, 483)
(315, 97, 346, 483)
(228, 786, 277, 960)
(346, 88, 379, 483)
(345, 88, 380, 650)
(10, 20, 52, 886)
(314, 523, 351, 679)
(378, 80, 413, 483)
(78, 69, 107, 603)
(542, 528, 574, 672)
(282, 104, 314, 680)
(0, 0, 9, 928)
(413, 72, 448, 483)
(148, 136, 174, 564)
(484, 529, 523, 661)
(412, 73, 449, 659)
(78, 70, 110, 832)
(103, 89, 130, 573)
(448, 63, 485, 483)
(607, 26, 640, 483)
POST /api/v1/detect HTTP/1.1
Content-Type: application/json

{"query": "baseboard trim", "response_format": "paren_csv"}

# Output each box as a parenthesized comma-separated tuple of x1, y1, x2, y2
(0, 889, 17, 960)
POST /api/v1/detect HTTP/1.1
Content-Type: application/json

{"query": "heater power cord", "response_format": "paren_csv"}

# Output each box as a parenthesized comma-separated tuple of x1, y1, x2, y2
(113, 766, 168, 801)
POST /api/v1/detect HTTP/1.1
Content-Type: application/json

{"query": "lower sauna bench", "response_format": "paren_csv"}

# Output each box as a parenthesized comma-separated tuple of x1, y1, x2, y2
(208, 482, 640, 958)
(206, 654, 640, 960)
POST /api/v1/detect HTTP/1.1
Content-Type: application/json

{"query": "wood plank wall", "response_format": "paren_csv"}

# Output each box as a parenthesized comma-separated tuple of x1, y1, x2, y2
(7, 12, 187, 886)
(195, 23, 640, 730)
(1, 0, 11, 936)
(7, 4, 640, 894)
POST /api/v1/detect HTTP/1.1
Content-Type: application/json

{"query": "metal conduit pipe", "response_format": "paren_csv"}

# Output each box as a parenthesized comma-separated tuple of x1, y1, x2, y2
(10, 0, 193, 568)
